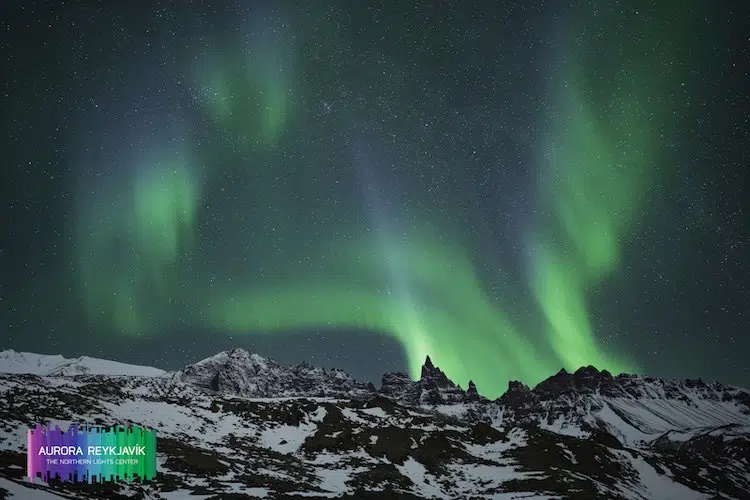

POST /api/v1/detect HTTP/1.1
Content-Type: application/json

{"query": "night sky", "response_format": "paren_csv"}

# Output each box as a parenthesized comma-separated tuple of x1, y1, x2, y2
(1, 1, 748, 397)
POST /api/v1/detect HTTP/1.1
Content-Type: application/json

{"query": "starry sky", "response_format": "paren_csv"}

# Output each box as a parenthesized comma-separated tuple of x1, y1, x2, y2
(1, 1, 748, 397)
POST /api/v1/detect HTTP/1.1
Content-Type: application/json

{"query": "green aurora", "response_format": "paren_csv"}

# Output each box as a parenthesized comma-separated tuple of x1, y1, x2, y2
(527, 1, 696, 380)
(73, 3, 700, 397)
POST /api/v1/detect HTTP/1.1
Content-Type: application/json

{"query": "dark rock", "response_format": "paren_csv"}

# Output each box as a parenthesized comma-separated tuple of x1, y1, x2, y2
(467, 380, 479, 401)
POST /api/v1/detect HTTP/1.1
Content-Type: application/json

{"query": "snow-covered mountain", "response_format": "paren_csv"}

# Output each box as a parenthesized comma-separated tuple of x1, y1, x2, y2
(0, 348, 748, 499)
(174, 347, 375, 399)
(0, 350, 166, 377)
(494, 365, 750, 445)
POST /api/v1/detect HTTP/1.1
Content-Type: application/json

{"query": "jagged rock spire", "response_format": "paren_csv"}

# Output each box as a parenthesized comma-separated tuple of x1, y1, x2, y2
(420, 355, 451, 384)
(467, 380, 479, 401)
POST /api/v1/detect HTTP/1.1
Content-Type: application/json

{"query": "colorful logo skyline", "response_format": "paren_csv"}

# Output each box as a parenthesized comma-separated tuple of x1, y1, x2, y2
(27, 424, 157, 483)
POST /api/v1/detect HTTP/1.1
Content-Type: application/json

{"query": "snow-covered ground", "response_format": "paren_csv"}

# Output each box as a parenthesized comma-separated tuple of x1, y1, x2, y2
(616, 451, 712, 500)
(0, 478, 69, 499)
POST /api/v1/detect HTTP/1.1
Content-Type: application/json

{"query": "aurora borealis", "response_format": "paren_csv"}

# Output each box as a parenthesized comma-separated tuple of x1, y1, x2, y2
(2, 1, 749, 397)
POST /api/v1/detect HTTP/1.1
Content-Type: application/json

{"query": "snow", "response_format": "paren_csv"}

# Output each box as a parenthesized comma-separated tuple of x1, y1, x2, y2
(435, 403, 470, 418)
(412, 423, 467, 432)
(395, 457, 450, 499)
(593, 395, 750, 447)
(659, 428, 703, 442)
(506, 427, 528, 447)
(317, 467, 362, 495)
(312, 452, 344, 465)
(245, 487, 270, 497)
(1, 423, 31, 452)
(671, 423, 750, 443)
(158, 491, 214, 499)
(622, 452, 711, 500)
(489, 493, 563, 499)
(361, 407, 388, 418)
(222, 484, 270, 497)
(463, 435, 519, 461)
(48, 356, 167, 377)
(0, 350, 166, 377)
(605, 396, 750, 436)
(99, 399, 208, 433)
(286, 492, 337, 498)
(341, 408, 372, 425)
(249, 353, 268, 369)
(539, 415, 591, 439)
(309, 405, 328, 422)
(312, 449, 374, 466)
(708, 424, 750, 439)
(232, 396, 339, 403)
(555, 442, 578, 464)
(258, 423, 317, 454)
(447, 462, 533, 492)
(0, 351, 69, 375)
(0, 478, 69, 498)
(594, 401, 655, 445)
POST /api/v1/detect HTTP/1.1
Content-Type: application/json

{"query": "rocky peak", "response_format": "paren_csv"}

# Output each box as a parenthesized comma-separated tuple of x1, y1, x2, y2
(419, 355, 454, 388)
(501, 365, 750, 408)
(295, 361, 316, 371)
(420, 355, 441, 379)
(177, 349, 373, 399)
(574, 365, 600, 377)
(380, 356, 486, 406)
(533, 366, 620, 397)
(466, 380, 480, 401)
(530, 365, 628, 400)
(507, 380, 531, 392)
(573, 365, 607, 389)
(497, 380, 536, 407)
(533, 368, 575, 397)
(684, 378, 707, 389)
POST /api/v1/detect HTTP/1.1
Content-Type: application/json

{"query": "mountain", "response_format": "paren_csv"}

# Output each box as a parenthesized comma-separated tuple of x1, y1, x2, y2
(0, 350, 166, 377)
(380, 355, 485, 407)
(495, 366, 750, 444)
(0, 349, 748, 499)
(174, 347, 375, 399)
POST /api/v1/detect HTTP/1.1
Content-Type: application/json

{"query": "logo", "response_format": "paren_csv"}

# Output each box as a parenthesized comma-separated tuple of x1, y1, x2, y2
(27, 424, 157, 483)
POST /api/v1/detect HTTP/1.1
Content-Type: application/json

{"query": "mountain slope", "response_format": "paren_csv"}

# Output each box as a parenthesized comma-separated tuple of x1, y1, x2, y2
(0, 349, 748, 499)
(494, 366, 750, 445)
(0, 350, 167, 377)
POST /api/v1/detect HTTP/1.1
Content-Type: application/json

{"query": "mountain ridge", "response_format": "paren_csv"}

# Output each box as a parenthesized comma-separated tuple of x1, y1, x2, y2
(1, 347, 749, 498)
(2, 347, 749, 408)
(0, 349, 167, 377)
